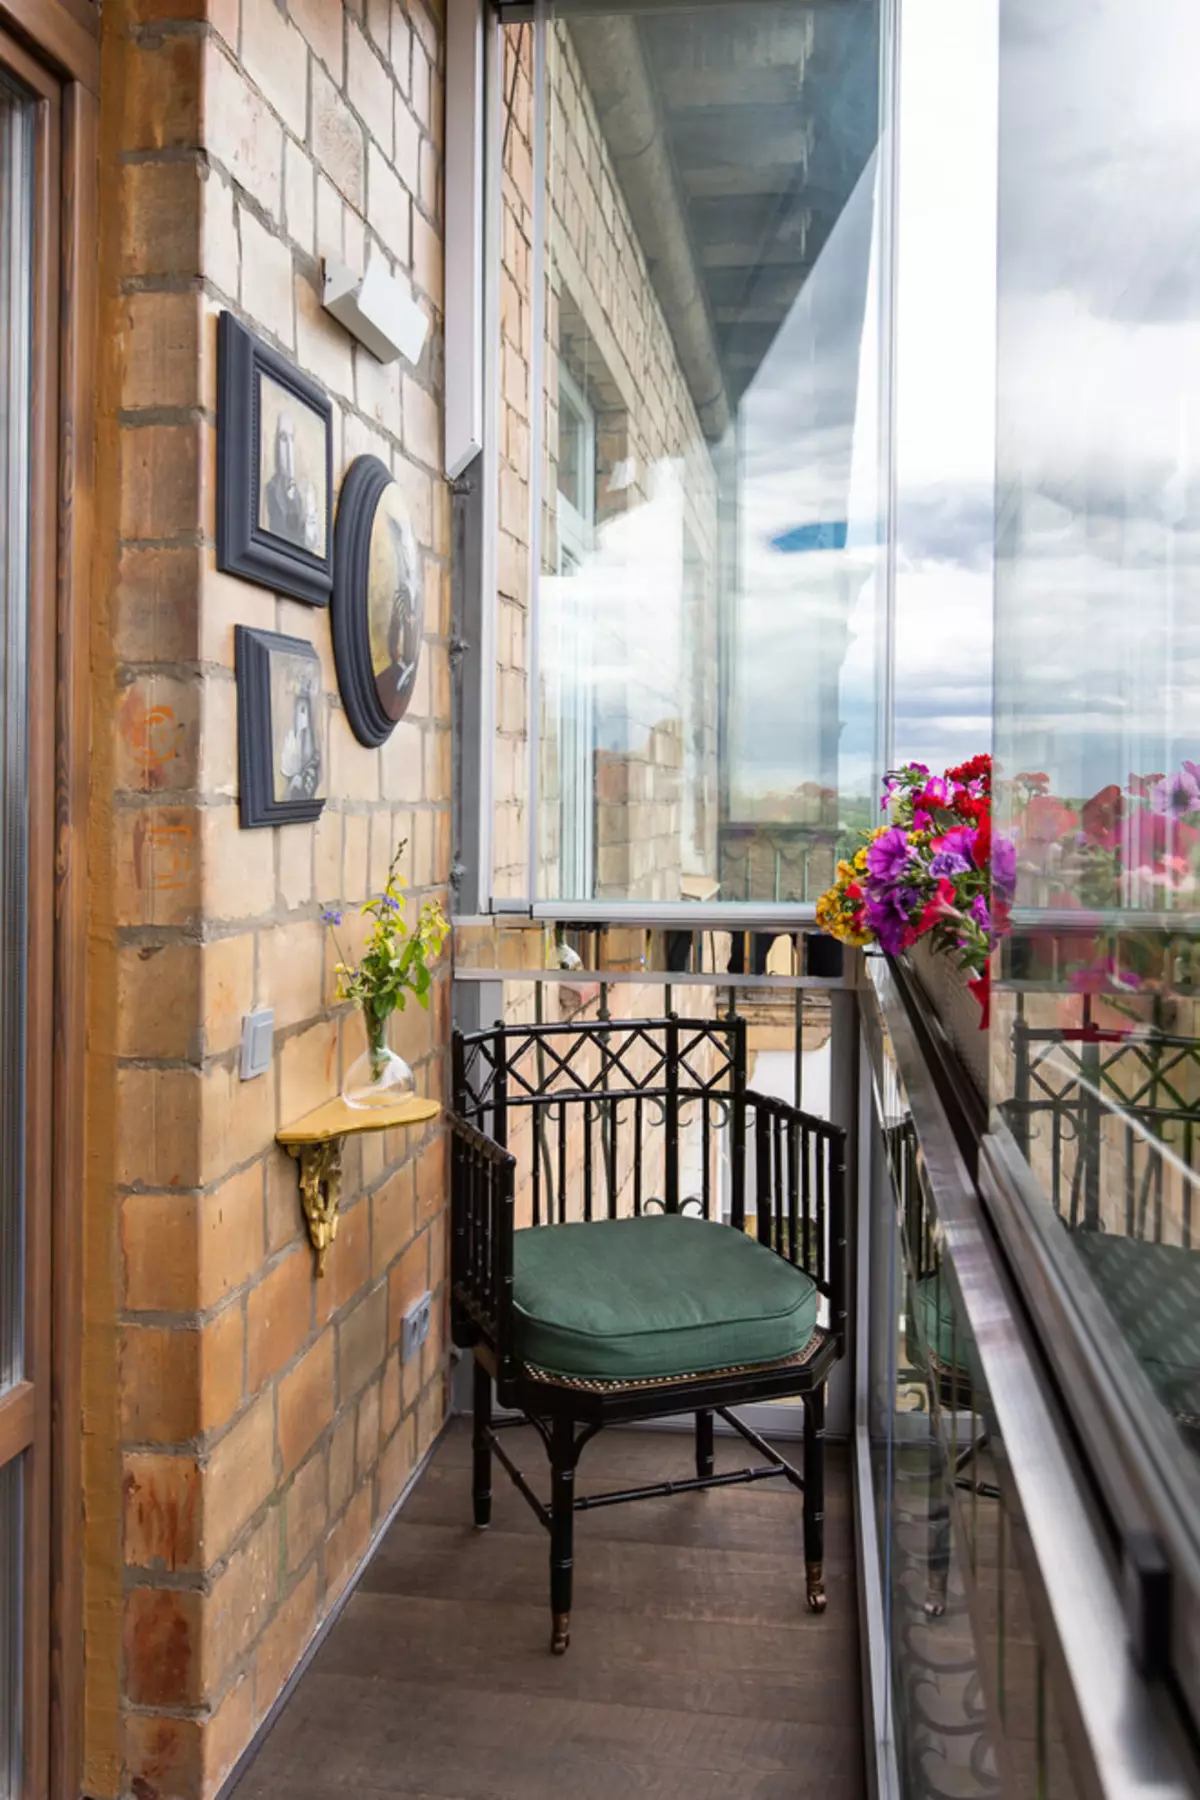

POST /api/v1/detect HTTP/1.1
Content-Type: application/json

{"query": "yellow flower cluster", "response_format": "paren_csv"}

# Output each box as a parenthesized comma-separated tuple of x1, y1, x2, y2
(815, 851, 874, 948)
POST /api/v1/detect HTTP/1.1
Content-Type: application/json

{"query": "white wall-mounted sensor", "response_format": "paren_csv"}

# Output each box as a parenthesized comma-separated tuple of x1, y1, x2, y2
(322, 258, 430, 367)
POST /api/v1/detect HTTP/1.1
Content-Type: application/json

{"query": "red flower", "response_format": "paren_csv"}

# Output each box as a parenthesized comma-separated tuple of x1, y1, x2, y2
(954, 792, 989, 827)
(968, 966, 990, 1029)
(1024, 795, 1079, 843)
(1080, 784, 1123, 850)
(947, 753, 992, 790)
(973, 813, 992, 868)
(917, 877, 957, 935)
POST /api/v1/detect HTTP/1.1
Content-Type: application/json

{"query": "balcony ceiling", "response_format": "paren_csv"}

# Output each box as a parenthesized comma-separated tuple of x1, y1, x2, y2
(569, 0, 880, 434)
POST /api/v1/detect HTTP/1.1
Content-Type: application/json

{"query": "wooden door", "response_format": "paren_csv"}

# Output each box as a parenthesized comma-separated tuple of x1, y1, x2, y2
(0, 29, 61, 1800)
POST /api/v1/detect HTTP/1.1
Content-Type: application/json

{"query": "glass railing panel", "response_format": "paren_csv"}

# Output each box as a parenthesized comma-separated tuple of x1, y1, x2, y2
(991, 3, 1200, 1731)
(863, 957, 1101, 1800)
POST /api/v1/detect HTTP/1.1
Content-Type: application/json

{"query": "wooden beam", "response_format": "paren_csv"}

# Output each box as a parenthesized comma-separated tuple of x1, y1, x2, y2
(0, 1382, 36, 1468)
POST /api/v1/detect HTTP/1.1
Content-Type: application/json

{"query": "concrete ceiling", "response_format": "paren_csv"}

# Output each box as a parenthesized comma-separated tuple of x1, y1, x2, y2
(568, 1, 880, 436)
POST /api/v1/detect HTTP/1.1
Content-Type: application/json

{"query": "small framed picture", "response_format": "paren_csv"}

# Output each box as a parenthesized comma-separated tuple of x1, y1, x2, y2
(235, 626, 326, 828)
(217, 313, 334, 606)
(332, 454, 422, 747)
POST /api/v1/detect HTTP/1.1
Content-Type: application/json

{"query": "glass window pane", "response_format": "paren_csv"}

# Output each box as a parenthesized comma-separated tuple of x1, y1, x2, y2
(992, 0, 1200, 1484)
(492, 0, 891, 905)
(0, 70, 33, 1396)
(892, 0, 996, 773)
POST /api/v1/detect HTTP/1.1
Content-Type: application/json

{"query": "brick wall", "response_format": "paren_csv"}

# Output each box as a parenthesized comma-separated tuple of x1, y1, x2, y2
(88, 2, 450, 1795)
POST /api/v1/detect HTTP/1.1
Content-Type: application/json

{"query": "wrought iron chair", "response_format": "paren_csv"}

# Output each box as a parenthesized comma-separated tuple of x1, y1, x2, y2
(451, 1014, 848, 1653)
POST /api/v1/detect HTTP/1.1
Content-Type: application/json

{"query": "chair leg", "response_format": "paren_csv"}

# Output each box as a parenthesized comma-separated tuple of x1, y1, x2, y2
(695, 1407, 714, 1480)
(549, 1413, 576, 1654)
(472, 1359, 492, 1529)
(803, 1384, 827, 1614)
(926, 1417, 950, 1618)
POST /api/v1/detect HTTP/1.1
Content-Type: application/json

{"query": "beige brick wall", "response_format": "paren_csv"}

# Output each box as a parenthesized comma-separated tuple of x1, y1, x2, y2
(492, 20, 721, 903)
(88, 1, 450, 1795)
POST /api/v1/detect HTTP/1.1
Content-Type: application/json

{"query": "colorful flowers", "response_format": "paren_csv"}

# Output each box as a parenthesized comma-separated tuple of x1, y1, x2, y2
(818, 756, 1001, 1022)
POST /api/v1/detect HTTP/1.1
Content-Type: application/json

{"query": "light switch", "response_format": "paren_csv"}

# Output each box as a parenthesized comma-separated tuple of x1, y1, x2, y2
(240, 1009, 274, 1080)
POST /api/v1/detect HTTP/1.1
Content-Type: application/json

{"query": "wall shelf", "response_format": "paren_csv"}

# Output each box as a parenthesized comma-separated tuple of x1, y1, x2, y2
(278, 1094, 440, 1275)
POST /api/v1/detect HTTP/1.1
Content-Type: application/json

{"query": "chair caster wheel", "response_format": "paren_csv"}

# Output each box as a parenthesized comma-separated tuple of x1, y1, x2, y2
(924, 1596, 946, 1618)
(551, 1612, 571, 1655)
(806, 1590, 827, 1614)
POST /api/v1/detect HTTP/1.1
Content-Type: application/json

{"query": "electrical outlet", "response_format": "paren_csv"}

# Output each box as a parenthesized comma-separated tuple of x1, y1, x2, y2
(401, 1291, 432, 1364)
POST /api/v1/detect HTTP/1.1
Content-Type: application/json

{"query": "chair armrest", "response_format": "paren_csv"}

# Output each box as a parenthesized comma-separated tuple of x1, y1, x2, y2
(450, 1112, 518, 1387)
(745, 1091, 848, 1355)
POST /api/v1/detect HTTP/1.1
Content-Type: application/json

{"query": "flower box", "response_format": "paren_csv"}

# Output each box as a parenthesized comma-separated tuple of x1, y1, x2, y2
(908, 937, 990, 1099)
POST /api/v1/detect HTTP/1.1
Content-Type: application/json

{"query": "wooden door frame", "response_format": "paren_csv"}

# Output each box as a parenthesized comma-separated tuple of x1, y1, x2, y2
(0, 3, 96, 1797)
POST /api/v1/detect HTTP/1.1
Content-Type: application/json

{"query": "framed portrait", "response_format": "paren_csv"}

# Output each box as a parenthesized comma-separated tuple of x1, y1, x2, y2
(235, 626, 326, 828)
(217, 313, 334, 606)
(332, 455, 423, 747)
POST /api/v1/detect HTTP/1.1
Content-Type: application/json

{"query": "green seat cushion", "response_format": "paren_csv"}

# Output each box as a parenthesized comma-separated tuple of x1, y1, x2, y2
(909, 1272, 973, 1376)
(512, 1213, 819, 1382)
(1072, 1232, 1200, 1425)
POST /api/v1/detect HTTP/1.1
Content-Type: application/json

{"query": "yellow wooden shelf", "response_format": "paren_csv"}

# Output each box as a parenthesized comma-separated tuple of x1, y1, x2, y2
(278, 1093, 440, 1148)
(277, 1093, 441, 1276)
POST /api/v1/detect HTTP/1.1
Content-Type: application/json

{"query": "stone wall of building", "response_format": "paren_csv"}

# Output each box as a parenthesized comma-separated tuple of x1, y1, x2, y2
(86, 2, 450, 1794)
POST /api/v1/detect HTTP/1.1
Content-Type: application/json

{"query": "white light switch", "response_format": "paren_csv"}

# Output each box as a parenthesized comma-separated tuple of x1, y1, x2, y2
(240, 1009, 274, 1080)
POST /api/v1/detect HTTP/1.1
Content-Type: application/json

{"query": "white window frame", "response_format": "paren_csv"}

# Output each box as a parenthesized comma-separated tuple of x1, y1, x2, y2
(552, 361, 596, 898)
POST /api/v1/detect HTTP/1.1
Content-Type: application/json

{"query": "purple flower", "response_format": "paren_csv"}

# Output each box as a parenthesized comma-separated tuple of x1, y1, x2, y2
(381, 894, 401, 912)
(969, 893, 991, 934)
(930, 849, 970, 879)
(1150, 767, 1200, 818)
(865, 886, 919, 954)
(866, 827, 913, 885)
(991, 836, 1017, 898)
(322, 908, 343, 926)
(936, 825, 978, 865)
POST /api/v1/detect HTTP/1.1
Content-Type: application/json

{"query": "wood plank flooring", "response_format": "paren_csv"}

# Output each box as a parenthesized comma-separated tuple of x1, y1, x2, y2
(232, 1420, 865, 1800)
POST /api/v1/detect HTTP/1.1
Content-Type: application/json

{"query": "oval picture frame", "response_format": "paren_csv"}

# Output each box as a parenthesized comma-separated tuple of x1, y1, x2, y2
(332, 455, 422, 747)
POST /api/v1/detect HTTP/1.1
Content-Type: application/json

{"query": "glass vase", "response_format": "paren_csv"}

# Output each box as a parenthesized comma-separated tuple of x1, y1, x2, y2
(341, 1007, 414, 1109)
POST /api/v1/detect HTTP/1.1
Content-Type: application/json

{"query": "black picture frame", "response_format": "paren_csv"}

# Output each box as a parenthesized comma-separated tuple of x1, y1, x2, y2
(332, 454, 423, 747)
(235, 626, 326, 828)
(217, 313, 334, 606)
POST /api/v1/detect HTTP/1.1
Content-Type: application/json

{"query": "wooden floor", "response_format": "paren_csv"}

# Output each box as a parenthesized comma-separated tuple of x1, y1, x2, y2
(232, 1419, 865, 1800)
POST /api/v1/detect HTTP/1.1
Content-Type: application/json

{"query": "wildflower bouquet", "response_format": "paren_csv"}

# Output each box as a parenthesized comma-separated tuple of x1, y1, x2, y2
(323, 843, 449, 1096)
(817, 755, 1007, 1024)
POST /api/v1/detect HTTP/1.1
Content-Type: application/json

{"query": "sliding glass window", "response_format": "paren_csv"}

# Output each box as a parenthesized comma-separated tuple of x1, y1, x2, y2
(991, 0, 1200, 1735)
(487, 0, 891, 910)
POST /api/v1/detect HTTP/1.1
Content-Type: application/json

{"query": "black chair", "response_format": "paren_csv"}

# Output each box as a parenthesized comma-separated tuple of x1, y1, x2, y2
(450, 1014, 848, 1653)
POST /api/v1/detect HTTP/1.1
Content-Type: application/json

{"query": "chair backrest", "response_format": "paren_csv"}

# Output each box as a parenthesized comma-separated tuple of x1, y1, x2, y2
(453, 1014, 747, 1226)
(450, 1013, 849, 1386)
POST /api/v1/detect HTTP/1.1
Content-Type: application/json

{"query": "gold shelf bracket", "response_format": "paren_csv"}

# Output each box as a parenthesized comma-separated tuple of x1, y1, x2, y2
(277, 1093, 441, 1276)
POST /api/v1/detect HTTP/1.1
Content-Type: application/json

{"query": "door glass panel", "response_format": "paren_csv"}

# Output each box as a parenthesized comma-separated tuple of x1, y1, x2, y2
(0, 69, 33, 1399)
(0, 1457, 21, 1799)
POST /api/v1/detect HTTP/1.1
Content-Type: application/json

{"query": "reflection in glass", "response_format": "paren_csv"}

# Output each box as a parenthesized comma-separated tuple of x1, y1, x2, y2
(867, 984, 1082, 1800)
(493, 1, 889, 904)
(993, 0, 1200, 1475)
(0, 71, 32, 1397)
